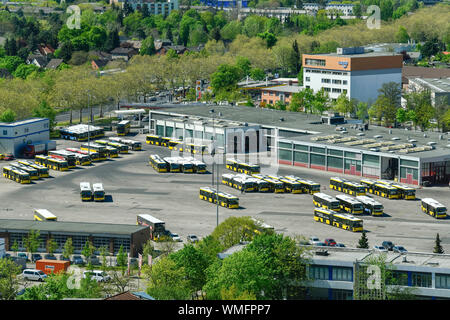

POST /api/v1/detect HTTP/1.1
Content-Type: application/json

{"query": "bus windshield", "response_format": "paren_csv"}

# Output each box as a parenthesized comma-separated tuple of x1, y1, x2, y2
(354, 204, 364, 211)
(312, 185, 321, 192)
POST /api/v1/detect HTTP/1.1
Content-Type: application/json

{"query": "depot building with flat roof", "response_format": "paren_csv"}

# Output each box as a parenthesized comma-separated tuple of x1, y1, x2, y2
(149, 104, 450, 186)
(0, 219, 150, 257)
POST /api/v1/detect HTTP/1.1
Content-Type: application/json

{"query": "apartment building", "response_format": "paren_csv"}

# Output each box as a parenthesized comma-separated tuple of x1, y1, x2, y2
(110, 0, 179, 15)
(260, 86, 303, 106)
(302, 47, 403, 103)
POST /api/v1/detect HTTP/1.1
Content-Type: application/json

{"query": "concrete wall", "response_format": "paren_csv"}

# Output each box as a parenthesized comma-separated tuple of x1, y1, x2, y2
(350, 68, 402, 103)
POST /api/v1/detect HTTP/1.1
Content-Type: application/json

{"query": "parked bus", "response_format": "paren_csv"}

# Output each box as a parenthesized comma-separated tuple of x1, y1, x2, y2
(66, 148, 100, 162)
(18, 160, 49, 178)
(149, 155, 168, 173)
(80, 182, 92, 201)
(34, 209, 57, 221)
(222, 173, 234, 187)
(168, 139, 183, 151)
(312, 193, 340, 211)
(373, 183, 400, 199)
(189, 159, 207, 174)
(146, 135, 162, 145)
(356, 196, 384, 216)
(335, 194, 364, 215)
(298, 179, 321, 194)
(314, 208, 363, 232)
(253, 174, 284, 193)
(330, 177, 365, 196)
(103, 145, 119, 158)
(117, 120, 131, 136)
(35, 155, 68, 171)
(329, 177, 346, 192)
(2, 166, 30, 184)
(176, 158, 194, 173)
(390, 183, 416, 200)
(80, 143, 108, 161)
(421, 198, 447, 219)
(137, 214, 166, 240)
(253, 178, 271, 192)
(238, 162, 260, 175)
(95, 140, 128, 154)
(10, 162, 39, 180)
(163, 157, 181, 173)
(92, 183, 105, 202)
(360, 178, 377, 194)
(185, 143, 207, 155)
(109, 137, 141, 151)
(199, 187, 239, 209)
(279, 178, 304, 193)
(226, 159, 241, 172)
(231, 176, 257, 192)
(48, 150, 77, 168)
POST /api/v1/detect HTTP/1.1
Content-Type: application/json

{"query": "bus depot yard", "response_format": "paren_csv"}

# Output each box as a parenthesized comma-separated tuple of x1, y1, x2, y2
(0, 131, 449, 255)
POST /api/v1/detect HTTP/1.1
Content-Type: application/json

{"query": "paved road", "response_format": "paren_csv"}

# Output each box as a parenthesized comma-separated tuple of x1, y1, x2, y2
(0, 132, 449, 254)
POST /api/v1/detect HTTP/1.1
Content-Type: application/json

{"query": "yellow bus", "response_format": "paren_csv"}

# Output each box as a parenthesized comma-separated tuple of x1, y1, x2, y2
(117, 120, 131, 136)
(356, 196, 384, 216)
(2, 166, 31, 184)
(391, 183, 416, 200)
(109, 137, 141, 151)
(279, 178, 304, 193)
(80, 182, 92, 201)
(421, 198, 447, 219)
(10, 162, 39, 180)
(163, 157, 181, 173)
(226, 159, 240, 172)
(312, 193, 340, 211)
(149, 155, 169, 173)
(297, 179, 321, 194)
(18, 160, 49, 178)
(93, 183, 105, 202)
(314, 208, 364, 232)
(373, 183, 401, 199)
(360, 178, 377, 194)
(238, 163, 260, 175)
(34, 209, 57, 221)
(330, 177, 365, 196)
(80, 143, 108, 161)
(329, 177, 347, 192)
(335, 194, 364, 215)
(95, 140, 129, 154)
(35, 155, 69, 171)
(199, 187, 239, 209)
(252, 174, 285, 193)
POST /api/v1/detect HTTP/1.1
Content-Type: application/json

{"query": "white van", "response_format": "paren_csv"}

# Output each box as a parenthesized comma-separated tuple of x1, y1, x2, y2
(83, 270, 111, 282)
(22, 269, 47, 282)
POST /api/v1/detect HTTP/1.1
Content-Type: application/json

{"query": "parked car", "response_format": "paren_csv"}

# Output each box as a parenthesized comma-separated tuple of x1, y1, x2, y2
(393, 245, 408, 253)
(315, 242, 327, 247)
(3, 154, 14, 161)
(22, 269, 47, 282)
(83, 270, 110, 282)
(187, 234, 199, 243)
(72, 255, 84, 265)
(382, 241, 395, 251)
(44, 254, 57, 260)
(335, 243, 346, 248)
(59, 255, 70, 262)
(309, 237, 321, 245)
(17, 253, 28, 261)
(373, 245, 388, 252)
(87, 255, 101, 266)
(324, 238, 337, 246)
(31, 253, 42, 262)
(169, 232, 182, 242)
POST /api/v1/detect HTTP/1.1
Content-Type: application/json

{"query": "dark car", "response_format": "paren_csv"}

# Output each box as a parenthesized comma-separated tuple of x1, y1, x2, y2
(3, 154, 14, 161)
(393, 245, 408, 253)
(31, 253, 42, 262)
(72, 255, 84, 265)
(87, 255, 101, 266)
(324, 238, 337, 247)
(44, 254, 57, 260)
(382, 241, 395, 251)
(335, 243, 346, 248)
(17, 253, 28, 261)
(59, 255, 70, 262)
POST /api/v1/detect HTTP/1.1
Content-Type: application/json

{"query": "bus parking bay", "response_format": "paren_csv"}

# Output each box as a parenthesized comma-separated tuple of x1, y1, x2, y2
(0, 137, 449, 253)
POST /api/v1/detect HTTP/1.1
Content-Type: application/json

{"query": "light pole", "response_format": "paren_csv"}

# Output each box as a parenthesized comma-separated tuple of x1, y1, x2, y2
(87, 91, 91, 158)
(210, 109, 222, 227)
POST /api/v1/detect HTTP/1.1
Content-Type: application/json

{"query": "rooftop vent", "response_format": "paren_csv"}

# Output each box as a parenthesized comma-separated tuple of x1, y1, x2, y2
(369, 148, 380, 152)
(408, 139, 417, 143)
(391, 137, 400, 140)
(374, 135, 383, 139)
(357, 133, 365, 136)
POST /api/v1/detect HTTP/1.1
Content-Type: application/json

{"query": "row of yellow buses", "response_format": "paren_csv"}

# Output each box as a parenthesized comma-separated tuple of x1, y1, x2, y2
(18, 160, 50, 178)
(2, 166, 31, 184)
(314, 208, 364, 232)
(149, 154, 207, 174)
(359, 178, 416, 200)
(329, 177, 366, 196)
(313, 192, 383, 216)
(35, 155, 69, 171)
(221, 174, 261, 193)
(79, 182, 105, 202)
(199, 187, 239, 209)
(146, 135, 208, 155)
(226, 159, 261, 175)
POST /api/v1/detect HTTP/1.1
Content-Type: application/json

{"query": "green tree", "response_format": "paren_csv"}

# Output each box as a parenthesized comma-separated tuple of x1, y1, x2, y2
(0, 56, 23, 73)
(46, 238, 58, 256)
(11, 241, 19, 257)
(395, 26, 410, 43)
(32, 100, 57, 131)
(142, 240, 155, 264)
(24, 230, 41, 260)
(210, 64, 242, 95)
(12, 63, 39, 79)
(82, 241, 96, 269)
(210, 216, 261, 249)
(62, 238, 74, 259)
(116, 245, 128, 273)
(220, 284, 257, 300)
(434, 233, 444, 254)
(235, 56, 252, 78)
(140, 35, 156, 56)
(99, 246, 109, 271)
(257, 31, 277, 48)
(250, 68, 265, 81)
(357, 231, 369, 249)
(145, 256, 192, 300)
(356, 102, 369, 121)
(0, 257, 22, 300)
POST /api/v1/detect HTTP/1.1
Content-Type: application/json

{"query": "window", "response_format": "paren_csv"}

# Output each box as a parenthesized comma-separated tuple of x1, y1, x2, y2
(2, 130, 6, 135)
(311, 147, 325, 154)
(332, 267, 352, 281)
(156, 125, 164, 136)
(436, 274, 450, 289)
(310, 154, 325, 166)
(24, 128, 29, 133)
(305, 58, 326, 66)
(343, 89, 348, 94)
(332, 79, 342, 84)
(343, 80, 348, 85)
(278, 149, 292, 161)
(363, 154, 379, 167)
(305, 77, 310, 82)
(165, 126, 174, 138)
(328, 156, 343, 169)
(306, 86, 310, 89)
(332, 88, 342, 93)
(309, 266, 328, 280)
(328, 149, 343, 156)
(411, 272, 432, 288)
(294, 151, 308, 164)
(323, 87, 331, 92)
(321, 78, 331, 84)
(294, 144, 308, 151)
(400, 159, 418, 168)
(345, 151, 357, 159)
(278, 142, 292, 149)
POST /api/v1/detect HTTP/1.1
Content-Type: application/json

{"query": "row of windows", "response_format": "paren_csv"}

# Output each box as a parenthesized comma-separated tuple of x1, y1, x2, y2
(305, 59, 326, 66)
(1, 124, 48, 136)
(305, 69, 348, 76)
(321, 79, 348, 85)
(309, 266, 352, 281)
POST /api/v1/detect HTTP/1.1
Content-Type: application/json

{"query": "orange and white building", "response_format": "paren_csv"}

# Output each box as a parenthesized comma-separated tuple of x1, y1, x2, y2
(302, 47, 403, 103)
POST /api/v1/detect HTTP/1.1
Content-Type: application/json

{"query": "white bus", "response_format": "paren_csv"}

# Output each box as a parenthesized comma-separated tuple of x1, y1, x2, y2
(34, 209, 57, 221)
(80, 182, 92, 201)
(137, 214, 166, 240)
(92, 183, 105, 202)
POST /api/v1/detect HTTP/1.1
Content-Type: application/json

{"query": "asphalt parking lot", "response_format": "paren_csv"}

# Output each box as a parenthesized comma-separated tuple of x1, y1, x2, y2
(1, 132, 450, 254)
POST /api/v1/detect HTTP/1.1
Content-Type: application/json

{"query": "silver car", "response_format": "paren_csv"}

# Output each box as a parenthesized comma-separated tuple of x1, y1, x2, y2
(22, 269, 47, 282)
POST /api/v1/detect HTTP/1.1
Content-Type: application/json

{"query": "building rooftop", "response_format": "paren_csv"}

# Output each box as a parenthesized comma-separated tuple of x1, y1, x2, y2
(0, 118, 47, 127)
(403, 66, 450, 80)
(153, 104, 450, 160)
(410, 77, 450, 93)
(0, 219, 147, 236)
(261, 85, 303, 93)
(310, 51, 402, 58)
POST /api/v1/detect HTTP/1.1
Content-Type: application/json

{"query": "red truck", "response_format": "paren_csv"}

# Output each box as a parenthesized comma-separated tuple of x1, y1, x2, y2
(22, 140, 56, 158)
(35, 260, 70, 275)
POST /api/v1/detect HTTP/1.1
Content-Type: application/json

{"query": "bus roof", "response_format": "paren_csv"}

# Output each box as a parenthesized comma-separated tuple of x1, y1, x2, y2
(314, 193, 339, 202)
(333, 213, 362, 222)
(360, 178, 376, 184)
(330, 177, 346, 182)
(335, 194, 362, 205)
(137, 214, 164, 224)
(356, 196, 382, 206)
(118, 120, 131, 125)
(314, 208, 335, 215)
(422, 198, 445, 208)
(92, 183, 104, 191)
(80, 182, 91, 191)
(34, 209, 56, 219)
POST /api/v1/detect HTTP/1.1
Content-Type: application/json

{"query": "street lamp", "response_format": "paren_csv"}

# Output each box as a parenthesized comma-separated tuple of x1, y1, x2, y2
(210, 109, 222, 227)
